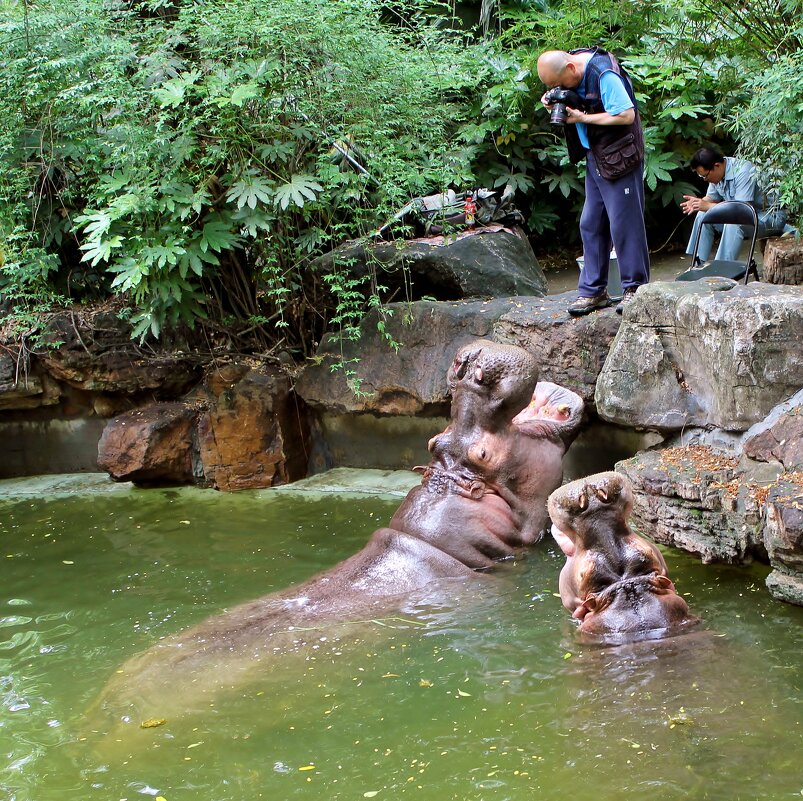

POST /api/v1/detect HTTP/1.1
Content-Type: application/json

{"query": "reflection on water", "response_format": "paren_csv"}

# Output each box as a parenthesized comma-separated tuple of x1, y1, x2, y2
(0, 478, 801, 801)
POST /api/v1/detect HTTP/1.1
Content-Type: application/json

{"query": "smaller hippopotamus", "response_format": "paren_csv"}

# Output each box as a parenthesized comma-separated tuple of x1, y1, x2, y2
(547, 471, 697, 643)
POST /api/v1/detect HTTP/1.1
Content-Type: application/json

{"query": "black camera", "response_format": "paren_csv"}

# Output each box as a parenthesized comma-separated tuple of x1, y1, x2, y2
(543, 87, 582, 126)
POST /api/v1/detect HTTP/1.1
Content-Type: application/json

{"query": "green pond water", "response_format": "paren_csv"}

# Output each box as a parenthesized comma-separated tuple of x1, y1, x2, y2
(0, 472, 801, 801)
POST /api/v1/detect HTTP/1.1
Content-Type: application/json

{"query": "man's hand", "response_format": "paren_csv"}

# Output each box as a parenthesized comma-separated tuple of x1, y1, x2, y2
(564, 106, 584, 125)
(680, 195, 715, 215)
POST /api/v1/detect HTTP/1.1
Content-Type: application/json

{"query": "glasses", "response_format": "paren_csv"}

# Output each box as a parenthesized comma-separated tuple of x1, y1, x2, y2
(694, 167, 713, 181)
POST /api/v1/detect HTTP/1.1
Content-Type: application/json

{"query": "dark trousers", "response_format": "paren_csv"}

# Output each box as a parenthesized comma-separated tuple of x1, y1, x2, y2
(578, 153, 650, 296)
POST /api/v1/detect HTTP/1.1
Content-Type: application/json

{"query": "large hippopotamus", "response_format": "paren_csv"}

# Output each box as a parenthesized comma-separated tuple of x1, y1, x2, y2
(547, 471, 698, 644)
(94, 340, 583, 727)
(390, 340, 584, 566)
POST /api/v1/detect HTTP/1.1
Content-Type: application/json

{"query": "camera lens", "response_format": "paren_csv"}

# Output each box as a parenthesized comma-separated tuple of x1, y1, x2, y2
(549, 104, 568, 125)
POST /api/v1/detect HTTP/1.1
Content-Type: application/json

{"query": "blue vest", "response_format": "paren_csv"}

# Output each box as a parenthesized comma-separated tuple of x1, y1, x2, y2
(564, 47, 644, 171)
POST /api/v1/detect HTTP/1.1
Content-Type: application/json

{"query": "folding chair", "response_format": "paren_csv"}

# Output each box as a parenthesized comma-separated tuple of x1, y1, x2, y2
(676, 200, 760, 284)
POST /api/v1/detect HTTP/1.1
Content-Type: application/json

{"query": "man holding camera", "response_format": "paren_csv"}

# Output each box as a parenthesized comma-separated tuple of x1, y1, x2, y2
(537, 48, 650, 316)
(680, 147, 789, 262)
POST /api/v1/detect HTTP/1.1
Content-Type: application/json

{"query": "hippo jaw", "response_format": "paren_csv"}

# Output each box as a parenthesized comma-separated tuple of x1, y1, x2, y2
(573, 573, 699, 645)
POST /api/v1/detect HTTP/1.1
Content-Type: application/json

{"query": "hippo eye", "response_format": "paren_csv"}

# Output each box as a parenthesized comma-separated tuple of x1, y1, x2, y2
(578, 492, 588, 511)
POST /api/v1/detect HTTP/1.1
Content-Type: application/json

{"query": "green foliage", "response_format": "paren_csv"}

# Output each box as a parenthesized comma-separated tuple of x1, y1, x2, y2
(0, 0, 481, 352)
(0, 0, 799, 367)
(729, 49, 803, 228)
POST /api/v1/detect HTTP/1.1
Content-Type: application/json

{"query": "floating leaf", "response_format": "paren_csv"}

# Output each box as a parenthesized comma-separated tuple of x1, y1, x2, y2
(563, 652, 572, 660)
(419, 679, 432, 688)
(299, 765, 316, 771)
(457, 689, 471, 697)
(364, 792, 380, 798)
(140, 718, 167, 729)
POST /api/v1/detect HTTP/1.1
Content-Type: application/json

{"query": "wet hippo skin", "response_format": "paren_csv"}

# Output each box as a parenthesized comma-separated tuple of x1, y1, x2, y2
(548, 471, 698, 644)
(391, 340, 585, 566)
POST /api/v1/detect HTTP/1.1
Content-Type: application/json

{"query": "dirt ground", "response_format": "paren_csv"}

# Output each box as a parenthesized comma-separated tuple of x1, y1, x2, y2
(541, 242, 764, 296)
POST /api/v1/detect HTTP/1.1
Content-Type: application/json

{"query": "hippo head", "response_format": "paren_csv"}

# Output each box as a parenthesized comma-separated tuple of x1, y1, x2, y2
(547, 471, 633, 549)
(447, 340, 538, 424)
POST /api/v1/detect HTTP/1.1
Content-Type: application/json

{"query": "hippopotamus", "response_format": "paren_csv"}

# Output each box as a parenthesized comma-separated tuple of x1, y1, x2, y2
(92, 340, 584, 728)
(390, 340, 584, 565)
(547, 471, 698, 643)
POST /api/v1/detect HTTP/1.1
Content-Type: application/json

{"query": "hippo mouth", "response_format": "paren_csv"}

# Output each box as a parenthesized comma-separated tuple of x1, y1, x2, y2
(574, 573, 701, 645)
(511, 381, 584, 439)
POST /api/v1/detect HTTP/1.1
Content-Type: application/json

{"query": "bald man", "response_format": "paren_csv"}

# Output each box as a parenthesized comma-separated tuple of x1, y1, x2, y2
(537, 48, 650, 316)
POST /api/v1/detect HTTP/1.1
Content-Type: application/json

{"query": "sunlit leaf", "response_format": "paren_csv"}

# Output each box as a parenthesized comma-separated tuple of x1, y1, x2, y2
(273, 175, 323, 210)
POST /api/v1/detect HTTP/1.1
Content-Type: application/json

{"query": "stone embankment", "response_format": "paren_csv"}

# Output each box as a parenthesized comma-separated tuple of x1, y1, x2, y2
(0, 304, 308, 489)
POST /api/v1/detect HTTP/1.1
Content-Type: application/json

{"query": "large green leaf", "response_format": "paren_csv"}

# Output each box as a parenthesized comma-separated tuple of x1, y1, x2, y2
(225, 172, 274, 209)
(199, 218, 240, 254)
(272, 175, 323, 210)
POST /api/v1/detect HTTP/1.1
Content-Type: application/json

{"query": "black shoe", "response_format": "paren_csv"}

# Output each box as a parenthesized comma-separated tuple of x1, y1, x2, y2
(615, 286, 639, 315)
(692, 256, 703, 267)
(568, 292, 611, 317)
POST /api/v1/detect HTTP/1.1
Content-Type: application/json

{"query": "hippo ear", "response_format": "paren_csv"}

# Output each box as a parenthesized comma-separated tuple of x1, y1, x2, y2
(578, 491, 588, 511)
(453, 354, 468, 380)
(474, 366, 484, 383)
(594, 486, 609, 503)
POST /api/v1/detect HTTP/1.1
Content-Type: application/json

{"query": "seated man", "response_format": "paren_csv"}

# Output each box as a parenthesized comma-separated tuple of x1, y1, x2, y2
(680, 147, 788, 263)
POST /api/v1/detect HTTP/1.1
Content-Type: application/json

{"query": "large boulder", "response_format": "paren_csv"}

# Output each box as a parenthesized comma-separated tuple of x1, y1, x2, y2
(596, 280, 803, 432)
(98, 364, 309, 490)
(197, 367, 307, 491)
(296, 293, 621, 415)
(616, 446, 768, 564)
(97, 402, 198, 484)
(742, 388, 803, 471)
(617, 442, 803, 606)
(314, 224, 547, 301)
(764, 479, 803, 605)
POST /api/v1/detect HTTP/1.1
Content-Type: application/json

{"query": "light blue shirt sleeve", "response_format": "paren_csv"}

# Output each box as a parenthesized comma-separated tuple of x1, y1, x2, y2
(599, 71, 634, 116)
(708, 159, 760, 207)
(576, 71, 634, 149)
